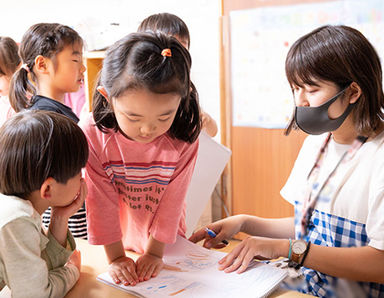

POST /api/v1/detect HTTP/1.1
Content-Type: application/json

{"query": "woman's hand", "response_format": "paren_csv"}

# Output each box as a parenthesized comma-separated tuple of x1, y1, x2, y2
(136, 253, 164, 282)
(108, 256, 139, 286)
(189, 215, 246, 248)
(218, 236, 289, 274)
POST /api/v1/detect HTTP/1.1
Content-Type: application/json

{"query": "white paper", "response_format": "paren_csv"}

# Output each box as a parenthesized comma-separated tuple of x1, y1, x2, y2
(184, 131, 231, 237)
(97, 236, 287, 298)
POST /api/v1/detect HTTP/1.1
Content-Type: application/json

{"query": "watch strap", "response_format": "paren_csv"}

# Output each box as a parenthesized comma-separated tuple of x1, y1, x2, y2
(299, 241, 311, 267)
(294, 241, 311, 270)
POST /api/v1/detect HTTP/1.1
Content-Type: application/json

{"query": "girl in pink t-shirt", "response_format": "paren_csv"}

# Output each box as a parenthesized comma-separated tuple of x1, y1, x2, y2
(81, 32, 201, 286)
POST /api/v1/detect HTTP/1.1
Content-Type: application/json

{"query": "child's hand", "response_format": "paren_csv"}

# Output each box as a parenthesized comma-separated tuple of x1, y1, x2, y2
(108, 256, 139, 286)
(66, 249, 81, 272)
(51, 179, 87, 220)
(189, 215, 244, 249)
(136, 253, 164, 282)
(218, 236, 288, 274)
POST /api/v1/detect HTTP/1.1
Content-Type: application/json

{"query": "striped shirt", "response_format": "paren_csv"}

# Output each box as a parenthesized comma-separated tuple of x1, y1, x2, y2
(80, 114, 198, 253)
(42, 205, 87, 239)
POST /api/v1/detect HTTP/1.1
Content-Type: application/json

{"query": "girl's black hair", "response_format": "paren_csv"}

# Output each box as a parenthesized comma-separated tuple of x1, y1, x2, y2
(285, 25, 384, 135)
(9, 23, 83, 112)
(93, 32, 201, 143)
(0, 110, 89, 199)
(138, 13, 190, 49)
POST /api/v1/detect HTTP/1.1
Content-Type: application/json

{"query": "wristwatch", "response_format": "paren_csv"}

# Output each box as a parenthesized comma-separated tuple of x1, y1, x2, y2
(291, 240, 308, 264)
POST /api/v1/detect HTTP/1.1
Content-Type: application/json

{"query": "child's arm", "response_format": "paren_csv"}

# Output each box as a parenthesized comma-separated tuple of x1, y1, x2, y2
(136, 235, 165, 282)
(201, 111, 218, 137)
(0, 219, 79, 297)
(149, 141, 199, 244)
(104, 240, 139, 286)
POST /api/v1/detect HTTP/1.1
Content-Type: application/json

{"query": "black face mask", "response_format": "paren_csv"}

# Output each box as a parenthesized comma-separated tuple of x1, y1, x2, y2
(294, 87, 356, 135)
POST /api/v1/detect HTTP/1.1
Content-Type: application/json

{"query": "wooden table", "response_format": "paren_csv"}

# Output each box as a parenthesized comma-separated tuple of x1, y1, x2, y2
(64, 239, 309, 298)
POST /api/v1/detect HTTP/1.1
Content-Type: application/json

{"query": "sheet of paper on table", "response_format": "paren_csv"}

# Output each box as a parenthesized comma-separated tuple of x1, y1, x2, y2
(97, 235, 287, 298)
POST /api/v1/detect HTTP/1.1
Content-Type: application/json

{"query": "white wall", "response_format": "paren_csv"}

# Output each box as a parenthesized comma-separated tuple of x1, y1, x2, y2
(1, 0, 221, 139)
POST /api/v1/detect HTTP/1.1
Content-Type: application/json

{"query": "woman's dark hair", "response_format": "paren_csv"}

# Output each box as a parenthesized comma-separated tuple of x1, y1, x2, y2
(0, 110, 89, 199)
(285, 25, 384, 136)
(138, 13, 190, 49)
(93, 32, 201, 143)
(9, 23, 83, 112)
(0, 37, 20, 77)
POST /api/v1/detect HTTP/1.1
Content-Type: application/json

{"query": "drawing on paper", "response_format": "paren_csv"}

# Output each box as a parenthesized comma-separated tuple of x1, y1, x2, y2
(165, 249, 218, 272)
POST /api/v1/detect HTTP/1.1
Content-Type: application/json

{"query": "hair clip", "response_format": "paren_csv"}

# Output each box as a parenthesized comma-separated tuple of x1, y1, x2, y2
(21, 63, 30, 73)
(161, 48, 172, 57)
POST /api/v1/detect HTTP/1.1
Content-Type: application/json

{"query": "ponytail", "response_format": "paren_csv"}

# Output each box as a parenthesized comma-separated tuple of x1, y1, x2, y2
(9, 67, 36, 112)
(93, 76, 117, 133)
(9, 22, 83, 112)
(170, 82, 201, 143)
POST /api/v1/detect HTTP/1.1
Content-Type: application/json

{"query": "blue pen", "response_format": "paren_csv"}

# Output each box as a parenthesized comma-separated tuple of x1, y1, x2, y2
(205, 227, 229, 245)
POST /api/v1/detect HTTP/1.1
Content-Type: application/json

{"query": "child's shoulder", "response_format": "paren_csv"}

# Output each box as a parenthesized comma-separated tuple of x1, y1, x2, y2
(79, 113, 113, 139)
(162, 132, 199, 153)
(0, 194, 35, 229)
(78, 112, 95, 131)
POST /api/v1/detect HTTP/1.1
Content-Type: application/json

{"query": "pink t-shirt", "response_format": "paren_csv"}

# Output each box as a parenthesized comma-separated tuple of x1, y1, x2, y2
(80, 114, 199, 253)
(64, 86, 86, 118)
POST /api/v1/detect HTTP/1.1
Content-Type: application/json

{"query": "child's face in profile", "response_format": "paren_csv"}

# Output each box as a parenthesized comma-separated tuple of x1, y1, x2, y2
(48, 43, 86, 95)
(112, 88, 181, 144)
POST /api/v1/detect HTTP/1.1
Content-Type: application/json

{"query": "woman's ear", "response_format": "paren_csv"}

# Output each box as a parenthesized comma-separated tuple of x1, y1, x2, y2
(348, 82, 362, 104)
(34, 55, 50, 74)
(40, 177, 55, 200)
(97, 86, 109, 102)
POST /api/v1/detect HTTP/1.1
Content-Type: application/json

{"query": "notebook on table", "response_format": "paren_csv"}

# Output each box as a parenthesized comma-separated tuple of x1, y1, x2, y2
(97, 235, 288, 298)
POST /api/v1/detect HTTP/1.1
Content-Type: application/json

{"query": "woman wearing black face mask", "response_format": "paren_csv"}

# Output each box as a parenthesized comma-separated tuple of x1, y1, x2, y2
(190, 25, 384, 298)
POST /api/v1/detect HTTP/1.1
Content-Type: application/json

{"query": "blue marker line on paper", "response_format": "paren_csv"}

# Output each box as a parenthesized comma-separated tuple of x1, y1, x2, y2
(159, 285, 167, 289)
(205, 227, 229, 245)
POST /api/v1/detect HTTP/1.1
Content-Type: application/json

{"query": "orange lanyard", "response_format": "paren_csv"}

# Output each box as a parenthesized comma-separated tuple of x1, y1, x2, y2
(300, 133, 368, 238)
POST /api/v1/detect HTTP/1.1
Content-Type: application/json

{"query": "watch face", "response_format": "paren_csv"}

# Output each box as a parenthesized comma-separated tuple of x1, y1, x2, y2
(292, 240, 307, 254)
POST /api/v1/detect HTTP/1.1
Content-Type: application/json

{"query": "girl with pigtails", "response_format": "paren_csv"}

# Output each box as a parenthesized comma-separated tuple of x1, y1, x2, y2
(80, 32, 201, 285)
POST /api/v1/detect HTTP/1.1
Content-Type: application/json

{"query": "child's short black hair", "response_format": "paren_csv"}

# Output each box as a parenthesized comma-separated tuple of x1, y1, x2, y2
(0, 110, 89, 199)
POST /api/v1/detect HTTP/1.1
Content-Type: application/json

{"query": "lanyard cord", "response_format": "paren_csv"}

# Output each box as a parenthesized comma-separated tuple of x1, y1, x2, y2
(300, 133, 368, 238)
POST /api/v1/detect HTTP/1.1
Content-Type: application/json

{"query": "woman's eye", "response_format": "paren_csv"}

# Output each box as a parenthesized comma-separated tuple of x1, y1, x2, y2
(128, 118, 139, 122)
(159, 117, 171, 122)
